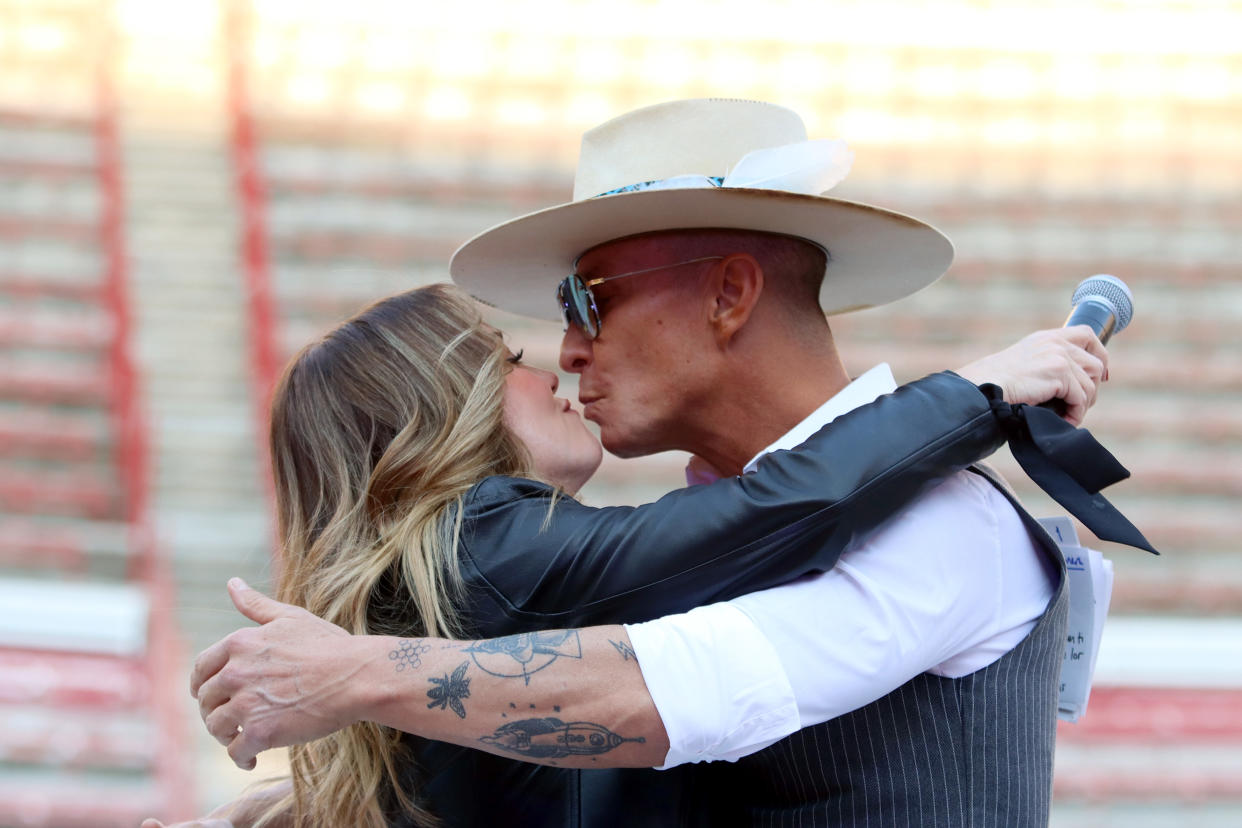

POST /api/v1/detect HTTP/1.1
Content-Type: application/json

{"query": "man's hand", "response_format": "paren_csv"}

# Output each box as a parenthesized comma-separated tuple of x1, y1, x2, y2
(191, 579, 370, 770)
(956, 326, 1108, 427)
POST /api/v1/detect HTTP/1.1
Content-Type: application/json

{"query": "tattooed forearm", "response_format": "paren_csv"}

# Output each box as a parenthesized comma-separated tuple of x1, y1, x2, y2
(480, 717, 646, 759)
(368, 627, 666, 769)
(609, 638, 636, 661)
(426, 661, 471, 718)
(465, 629, 582, 684)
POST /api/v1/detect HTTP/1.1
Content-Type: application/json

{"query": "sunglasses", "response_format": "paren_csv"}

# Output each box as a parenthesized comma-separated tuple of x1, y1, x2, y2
(555, 256, 724, 339)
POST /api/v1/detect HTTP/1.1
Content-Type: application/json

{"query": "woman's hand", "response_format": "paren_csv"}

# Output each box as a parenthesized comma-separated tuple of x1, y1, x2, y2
(141, 779, 290, 828)
(956, 326, 1108, 427)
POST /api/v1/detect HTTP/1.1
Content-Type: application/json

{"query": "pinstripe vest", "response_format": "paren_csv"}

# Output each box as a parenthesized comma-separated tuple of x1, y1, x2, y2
(692, 467, 1069, 828)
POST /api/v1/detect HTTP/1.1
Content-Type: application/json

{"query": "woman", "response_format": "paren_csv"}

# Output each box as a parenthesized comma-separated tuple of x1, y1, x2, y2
(157, 283, 1102, 827)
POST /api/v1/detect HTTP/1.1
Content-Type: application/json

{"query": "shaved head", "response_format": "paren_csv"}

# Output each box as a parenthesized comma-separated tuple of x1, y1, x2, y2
(625, 228, 828, 317)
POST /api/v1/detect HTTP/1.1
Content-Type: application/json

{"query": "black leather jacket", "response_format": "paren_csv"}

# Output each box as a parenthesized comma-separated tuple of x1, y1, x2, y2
(397, 372, 1008, 827)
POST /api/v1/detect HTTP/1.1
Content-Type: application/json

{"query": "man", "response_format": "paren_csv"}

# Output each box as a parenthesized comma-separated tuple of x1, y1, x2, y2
(179, 99, 1138, 827)
(446, 98, 1087, 823)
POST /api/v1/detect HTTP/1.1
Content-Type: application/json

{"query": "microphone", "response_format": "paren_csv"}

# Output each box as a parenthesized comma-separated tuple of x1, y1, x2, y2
(1064, 274, 1133, 345)
(1039, 275, 1134, 416)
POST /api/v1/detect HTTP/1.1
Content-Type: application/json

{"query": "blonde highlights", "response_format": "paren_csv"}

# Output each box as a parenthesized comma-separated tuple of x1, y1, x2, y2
(257, 284, 535, 827)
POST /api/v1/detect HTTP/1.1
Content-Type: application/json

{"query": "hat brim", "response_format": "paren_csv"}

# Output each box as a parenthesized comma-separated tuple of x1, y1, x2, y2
(450, 188, 953, 322)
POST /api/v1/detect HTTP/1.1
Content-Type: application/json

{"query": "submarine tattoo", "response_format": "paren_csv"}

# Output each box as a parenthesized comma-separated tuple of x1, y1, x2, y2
(480, 717, 646, 759)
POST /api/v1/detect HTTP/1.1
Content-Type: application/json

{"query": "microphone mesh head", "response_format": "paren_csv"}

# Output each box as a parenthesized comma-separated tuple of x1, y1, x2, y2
(1072, 274, 1134, 333)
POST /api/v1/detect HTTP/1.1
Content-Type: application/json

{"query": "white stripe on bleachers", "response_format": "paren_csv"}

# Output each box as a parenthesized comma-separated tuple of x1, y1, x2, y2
(0, 577, 149, 657)
(1093, 616, 1242, 688)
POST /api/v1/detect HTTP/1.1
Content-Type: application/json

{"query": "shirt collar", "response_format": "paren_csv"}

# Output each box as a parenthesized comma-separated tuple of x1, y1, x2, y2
(742, 363, 898, 475)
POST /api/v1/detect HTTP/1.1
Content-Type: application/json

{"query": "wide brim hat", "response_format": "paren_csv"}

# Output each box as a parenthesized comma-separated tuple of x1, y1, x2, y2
(451, 98, 953, 321)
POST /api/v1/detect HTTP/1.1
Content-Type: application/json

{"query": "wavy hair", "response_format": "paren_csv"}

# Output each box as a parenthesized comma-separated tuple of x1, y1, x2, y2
(255, 284, 535, 827)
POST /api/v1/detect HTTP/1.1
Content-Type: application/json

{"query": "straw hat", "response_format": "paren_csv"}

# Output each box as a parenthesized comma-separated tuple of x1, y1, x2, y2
(450, 98, 952, 321)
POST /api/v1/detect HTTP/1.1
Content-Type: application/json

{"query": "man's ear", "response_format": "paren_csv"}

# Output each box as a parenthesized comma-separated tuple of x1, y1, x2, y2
(708, 253, 763, 347)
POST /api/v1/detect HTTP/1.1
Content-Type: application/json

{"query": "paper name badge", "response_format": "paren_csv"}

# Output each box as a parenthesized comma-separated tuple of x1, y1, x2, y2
(1038, 516, 1115, 723)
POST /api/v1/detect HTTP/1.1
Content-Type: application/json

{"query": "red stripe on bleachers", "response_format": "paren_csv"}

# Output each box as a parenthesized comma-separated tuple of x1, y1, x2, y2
(1060, 687, 1242, 743)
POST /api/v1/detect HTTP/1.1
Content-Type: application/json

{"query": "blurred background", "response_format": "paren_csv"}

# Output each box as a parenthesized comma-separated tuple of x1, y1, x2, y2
(0, 0, 1239, 824)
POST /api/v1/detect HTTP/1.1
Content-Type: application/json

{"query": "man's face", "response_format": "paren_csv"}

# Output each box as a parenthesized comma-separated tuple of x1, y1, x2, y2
(558, 234, 716, 458)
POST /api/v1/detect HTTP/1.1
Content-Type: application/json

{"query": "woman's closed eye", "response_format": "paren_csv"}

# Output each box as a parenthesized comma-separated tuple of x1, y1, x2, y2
(506, 348, 525, 365)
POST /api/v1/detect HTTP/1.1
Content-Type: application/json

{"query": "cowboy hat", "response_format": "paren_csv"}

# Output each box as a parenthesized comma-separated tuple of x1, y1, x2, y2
(450, 98, 953, 320)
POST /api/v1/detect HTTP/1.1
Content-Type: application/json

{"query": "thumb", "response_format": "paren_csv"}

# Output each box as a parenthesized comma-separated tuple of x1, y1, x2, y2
(227, 577, 289, 625)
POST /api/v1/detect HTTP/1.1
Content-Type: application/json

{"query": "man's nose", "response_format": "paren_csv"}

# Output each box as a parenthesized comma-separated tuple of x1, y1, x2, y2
(559, 324, 592, 374)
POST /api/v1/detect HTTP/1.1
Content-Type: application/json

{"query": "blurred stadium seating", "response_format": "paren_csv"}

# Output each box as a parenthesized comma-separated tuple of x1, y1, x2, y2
(1, 0, 1239, 824)
(0, 2, 190, 824)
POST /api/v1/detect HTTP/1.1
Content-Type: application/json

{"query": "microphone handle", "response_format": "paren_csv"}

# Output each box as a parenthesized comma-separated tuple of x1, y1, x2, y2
(1064, 301, 1118, 345)
(1040, 300, 1118, 416)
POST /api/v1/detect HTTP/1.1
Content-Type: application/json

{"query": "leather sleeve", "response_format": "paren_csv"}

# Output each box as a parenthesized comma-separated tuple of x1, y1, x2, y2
(457, 371, 1006, 628)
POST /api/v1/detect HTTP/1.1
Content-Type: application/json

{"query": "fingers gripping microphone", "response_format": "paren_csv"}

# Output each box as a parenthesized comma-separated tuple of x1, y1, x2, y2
(1065, 274, 1134, 344)
(1040, 274, 1134, 416)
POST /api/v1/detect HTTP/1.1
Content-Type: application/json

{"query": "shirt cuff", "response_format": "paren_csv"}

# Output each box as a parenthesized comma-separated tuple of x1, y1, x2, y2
(624, 602, 800, 770)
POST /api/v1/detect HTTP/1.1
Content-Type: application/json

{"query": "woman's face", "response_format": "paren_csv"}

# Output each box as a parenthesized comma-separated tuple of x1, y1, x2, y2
(502, 353, 603, 494)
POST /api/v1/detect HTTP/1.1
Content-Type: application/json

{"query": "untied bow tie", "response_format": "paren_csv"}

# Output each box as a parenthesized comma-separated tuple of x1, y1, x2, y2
(980, 384, 1159, 555)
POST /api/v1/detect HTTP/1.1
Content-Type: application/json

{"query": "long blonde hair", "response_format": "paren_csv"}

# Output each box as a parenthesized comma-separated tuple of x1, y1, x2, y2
(257, 284, 535, 827)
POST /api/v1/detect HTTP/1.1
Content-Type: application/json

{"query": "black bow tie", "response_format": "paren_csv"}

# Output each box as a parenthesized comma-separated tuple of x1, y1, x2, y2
(980, 384, 1159, 555)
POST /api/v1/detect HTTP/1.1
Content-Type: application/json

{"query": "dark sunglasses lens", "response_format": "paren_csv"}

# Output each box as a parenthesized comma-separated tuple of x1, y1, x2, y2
(574, 278, 600, 339)
(556, 279, 574, 330)
(559, 276, 599, 339)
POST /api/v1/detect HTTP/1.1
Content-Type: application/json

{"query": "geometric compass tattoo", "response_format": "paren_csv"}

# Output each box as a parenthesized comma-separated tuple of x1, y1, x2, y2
(426, 661, 471, 719)
(464, 630, 582, 685)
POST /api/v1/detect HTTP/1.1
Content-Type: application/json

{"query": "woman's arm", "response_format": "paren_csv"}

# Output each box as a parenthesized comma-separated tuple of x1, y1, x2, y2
(464, 371, 996, 626)
(467, 327, 1103, 628)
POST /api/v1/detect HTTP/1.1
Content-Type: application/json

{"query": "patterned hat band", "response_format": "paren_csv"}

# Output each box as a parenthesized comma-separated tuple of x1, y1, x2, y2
(597, 175, 725, 197)
(592, 139, 854, 201)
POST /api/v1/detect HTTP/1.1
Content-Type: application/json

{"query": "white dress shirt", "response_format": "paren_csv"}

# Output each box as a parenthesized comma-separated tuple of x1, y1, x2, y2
(624, 364, 1057, 769)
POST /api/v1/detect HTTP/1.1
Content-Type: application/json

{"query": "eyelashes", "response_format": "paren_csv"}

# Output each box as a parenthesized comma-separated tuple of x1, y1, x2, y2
(506, 349, 525, 365)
